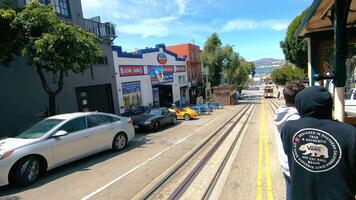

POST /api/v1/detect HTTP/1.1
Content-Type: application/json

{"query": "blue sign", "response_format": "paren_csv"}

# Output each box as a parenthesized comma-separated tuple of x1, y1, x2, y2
(149, 66, 174, 85)
(122, 81, 141, 94)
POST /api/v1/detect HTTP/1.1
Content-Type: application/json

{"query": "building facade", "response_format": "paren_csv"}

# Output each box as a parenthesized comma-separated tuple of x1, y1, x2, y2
(167, 43, 203, 104)
(0, 0, 118, 136)
(113, 45, 189, 113)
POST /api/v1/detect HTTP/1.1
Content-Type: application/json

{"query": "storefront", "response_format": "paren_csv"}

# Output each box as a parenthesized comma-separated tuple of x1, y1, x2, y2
(113, 44, 189, 113)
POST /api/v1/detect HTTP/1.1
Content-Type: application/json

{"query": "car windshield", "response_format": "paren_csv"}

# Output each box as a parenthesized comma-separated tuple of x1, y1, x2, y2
(148, 109, 162, 116)
(14, 119, 64, 139)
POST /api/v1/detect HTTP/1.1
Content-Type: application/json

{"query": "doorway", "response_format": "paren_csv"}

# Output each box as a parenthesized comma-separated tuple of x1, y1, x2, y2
(158, 85, 173, 107)
(75, 84, 115, 113)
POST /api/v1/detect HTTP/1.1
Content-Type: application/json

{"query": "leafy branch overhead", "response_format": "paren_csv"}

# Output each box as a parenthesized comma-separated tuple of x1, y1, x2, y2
(0, 0, 101, 115)
(280, 8, 309, 72)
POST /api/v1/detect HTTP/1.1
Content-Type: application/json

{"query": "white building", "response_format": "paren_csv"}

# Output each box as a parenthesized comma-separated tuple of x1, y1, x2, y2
(113, 44, 190, 113)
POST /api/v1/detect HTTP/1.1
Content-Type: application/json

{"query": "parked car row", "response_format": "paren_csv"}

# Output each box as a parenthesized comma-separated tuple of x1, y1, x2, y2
(0, 102, 225, 187)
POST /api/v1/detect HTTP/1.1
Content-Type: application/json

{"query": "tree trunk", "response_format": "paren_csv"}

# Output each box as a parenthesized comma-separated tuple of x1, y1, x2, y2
(49, 93, 56, 116)
(36, 67, 64, 116)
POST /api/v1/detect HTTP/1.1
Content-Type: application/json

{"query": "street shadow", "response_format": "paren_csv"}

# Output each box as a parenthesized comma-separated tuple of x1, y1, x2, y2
(135, 120, 183, 134)
(0, 134, 151, 197)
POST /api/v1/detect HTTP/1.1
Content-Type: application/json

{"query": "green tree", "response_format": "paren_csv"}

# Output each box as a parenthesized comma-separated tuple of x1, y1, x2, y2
(222, 45, 240, 83)
(0, 5, 24, 64)
(230, 58, 254, 93)
(271, 65, 306, 85)
(280, 8, 309, 71)
(201, 33, 225, 87)
(0, 1, 100, 115)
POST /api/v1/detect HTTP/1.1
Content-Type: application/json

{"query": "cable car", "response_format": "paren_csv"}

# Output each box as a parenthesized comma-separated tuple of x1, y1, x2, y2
(264, 85, 274, 98)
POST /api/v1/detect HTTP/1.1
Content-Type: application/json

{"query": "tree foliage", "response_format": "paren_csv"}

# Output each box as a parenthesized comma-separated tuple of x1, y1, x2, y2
(201, 33, 253, 92)
(0, 1, 100, 115)
(271, 65, 306, 85)
(200, 33, 225, 87)
(280, 8, 309, 71)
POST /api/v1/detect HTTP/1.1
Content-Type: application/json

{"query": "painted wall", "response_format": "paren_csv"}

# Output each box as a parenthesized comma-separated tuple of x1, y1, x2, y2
(113, 45, 188, 112)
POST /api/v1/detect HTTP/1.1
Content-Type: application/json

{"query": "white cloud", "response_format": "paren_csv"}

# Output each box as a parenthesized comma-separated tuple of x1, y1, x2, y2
(175, 0, 188, 15)
(120, 16, 178, 38)
(81, 0, 213, 38)
(222, 19, 289, 32)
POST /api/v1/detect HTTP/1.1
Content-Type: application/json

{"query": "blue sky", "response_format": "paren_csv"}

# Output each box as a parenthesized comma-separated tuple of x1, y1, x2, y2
(81, 0, 312, 61)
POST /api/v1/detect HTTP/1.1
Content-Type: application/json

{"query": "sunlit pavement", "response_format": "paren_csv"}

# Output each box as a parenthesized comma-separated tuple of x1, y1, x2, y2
(0, 97, 286, 200)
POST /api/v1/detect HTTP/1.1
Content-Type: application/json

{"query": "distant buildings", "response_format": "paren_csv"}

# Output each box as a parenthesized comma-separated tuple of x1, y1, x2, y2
(167, 43, 203, 104)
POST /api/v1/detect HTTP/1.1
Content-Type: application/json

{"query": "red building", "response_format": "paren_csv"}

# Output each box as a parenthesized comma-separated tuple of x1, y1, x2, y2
(167, 43, 203, 104)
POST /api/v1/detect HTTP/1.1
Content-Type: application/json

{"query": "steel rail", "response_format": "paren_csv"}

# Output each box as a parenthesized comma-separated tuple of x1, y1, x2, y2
(140, 101, 253, 200)
(167, 104, 253, 200)
(202, 103, 256, 200)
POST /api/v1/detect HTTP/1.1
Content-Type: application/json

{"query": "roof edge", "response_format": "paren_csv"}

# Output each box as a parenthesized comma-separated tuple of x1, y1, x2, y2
(295, 0, 322, 37)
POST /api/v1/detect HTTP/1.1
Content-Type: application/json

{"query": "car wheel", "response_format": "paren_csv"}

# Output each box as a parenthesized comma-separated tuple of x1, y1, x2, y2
(153, 121, 160, 132)
(172, 117, 177, 124)
(183, 114, 191, 121)
(112, 132, 127, 151)
(13, 156, 41, 186)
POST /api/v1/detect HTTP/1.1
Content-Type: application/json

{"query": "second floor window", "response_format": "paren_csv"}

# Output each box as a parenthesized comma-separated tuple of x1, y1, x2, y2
(53, 0, 70, 17)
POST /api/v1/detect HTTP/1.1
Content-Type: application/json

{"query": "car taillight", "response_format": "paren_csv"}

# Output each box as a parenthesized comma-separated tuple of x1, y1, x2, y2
(128, 118, 133, 125)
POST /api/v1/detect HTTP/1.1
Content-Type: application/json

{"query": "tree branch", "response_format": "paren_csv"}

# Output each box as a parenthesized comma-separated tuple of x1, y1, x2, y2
(36, 66, 54, 95)
(54, 70, 64, 96)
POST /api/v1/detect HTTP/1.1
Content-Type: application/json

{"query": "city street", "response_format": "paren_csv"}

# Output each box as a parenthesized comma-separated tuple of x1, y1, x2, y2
(0, 95, 287, 200)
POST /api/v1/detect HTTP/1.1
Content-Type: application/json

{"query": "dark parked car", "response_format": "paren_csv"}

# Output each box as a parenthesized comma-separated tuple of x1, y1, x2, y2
(131, 108, 177, 131)
(120, 106, 150, 117)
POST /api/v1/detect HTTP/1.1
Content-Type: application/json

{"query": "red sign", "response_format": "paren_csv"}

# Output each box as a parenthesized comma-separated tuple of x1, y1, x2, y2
(163, 66, 174, 72)
(157, 53, 167, 64)
(175, 65, 186, 72)
(119, 66, 144, 76)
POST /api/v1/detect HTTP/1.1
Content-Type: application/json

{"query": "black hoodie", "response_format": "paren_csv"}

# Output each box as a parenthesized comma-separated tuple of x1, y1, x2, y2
(281, 86, 356, 200)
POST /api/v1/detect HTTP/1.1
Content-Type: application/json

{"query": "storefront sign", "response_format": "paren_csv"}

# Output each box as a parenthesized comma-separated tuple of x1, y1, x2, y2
(175, 65, 186, 72)
(119, 66, 144, 76)
(121, 81, 142, 111)
(157, 53, 167, 64)
(149, 66, 173, 85)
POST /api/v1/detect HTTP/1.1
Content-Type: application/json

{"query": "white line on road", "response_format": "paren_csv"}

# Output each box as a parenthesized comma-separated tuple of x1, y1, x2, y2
(81, 106, 240, 200)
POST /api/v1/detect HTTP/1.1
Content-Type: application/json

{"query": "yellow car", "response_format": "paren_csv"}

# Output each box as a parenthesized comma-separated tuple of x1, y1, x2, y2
(169, 107, 198, 120)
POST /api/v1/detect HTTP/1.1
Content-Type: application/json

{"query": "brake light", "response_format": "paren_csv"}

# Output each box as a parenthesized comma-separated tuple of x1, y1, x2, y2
(128, 118, 133, 125)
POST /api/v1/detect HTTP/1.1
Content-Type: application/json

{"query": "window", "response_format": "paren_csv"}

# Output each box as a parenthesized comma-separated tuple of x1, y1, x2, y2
(14, 119, 64, 139)
(60, 117, 87, 133)
(87, 115, 112, 128)
(96, 56, 108, 65)
(53, 0, 70, 17)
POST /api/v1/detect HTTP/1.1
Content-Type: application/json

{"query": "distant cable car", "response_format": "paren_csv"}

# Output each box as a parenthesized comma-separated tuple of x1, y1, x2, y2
(264, 85, 274, 98)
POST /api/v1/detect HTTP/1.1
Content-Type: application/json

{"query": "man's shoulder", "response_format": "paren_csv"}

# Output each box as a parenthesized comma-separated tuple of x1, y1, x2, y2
(323, 119, 356, 131)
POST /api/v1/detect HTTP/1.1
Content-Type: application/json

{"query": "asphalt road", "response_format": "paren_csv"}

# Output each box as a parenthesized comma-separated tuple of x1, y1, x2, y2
(0, 103, 248, 200)
(0, 96, 286, 200)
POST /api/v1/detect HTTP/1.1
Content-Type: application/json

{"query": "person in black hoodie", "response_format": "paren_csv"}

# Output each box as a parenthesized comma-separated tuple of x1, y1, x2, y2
(281, 86, 356, 200)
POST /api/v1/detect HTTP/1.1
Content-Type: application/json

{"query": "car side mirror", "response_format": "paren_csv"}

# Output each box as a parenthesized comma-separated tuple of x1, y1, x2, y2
(53, 130, 68, 137)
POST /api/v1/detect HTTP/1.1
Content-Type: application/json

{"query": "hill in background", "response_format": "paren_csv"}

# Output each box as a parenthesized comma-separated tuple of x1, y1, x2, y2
(253, 58, 285, 67)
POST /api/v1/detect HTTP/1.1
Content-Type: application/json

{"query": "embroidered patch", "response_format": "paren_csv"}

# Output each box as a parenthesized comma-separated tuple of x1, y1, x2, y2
(292, 128, 342, 173)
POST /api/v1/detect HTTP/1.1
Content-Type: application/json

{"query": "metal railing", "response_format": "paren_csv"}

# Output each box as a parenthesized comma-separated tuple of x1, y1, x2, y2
(82, 18, 117, 43)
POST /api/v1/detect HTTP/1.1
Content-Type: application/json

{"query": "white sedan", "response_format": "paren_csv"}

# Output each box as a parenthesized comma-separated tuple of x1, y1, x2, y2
(0, 112, 135, 187)
(345, 88, 356, 116)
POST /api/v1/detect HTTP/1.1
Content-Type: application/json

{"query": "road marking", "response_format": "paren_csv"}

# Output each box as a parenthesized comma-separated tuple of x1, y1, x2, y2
(262, 100, 274, 200)
(82, 106, 241, 200)
(256, 100, 274, 200)
(256, 104, 264, 200)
